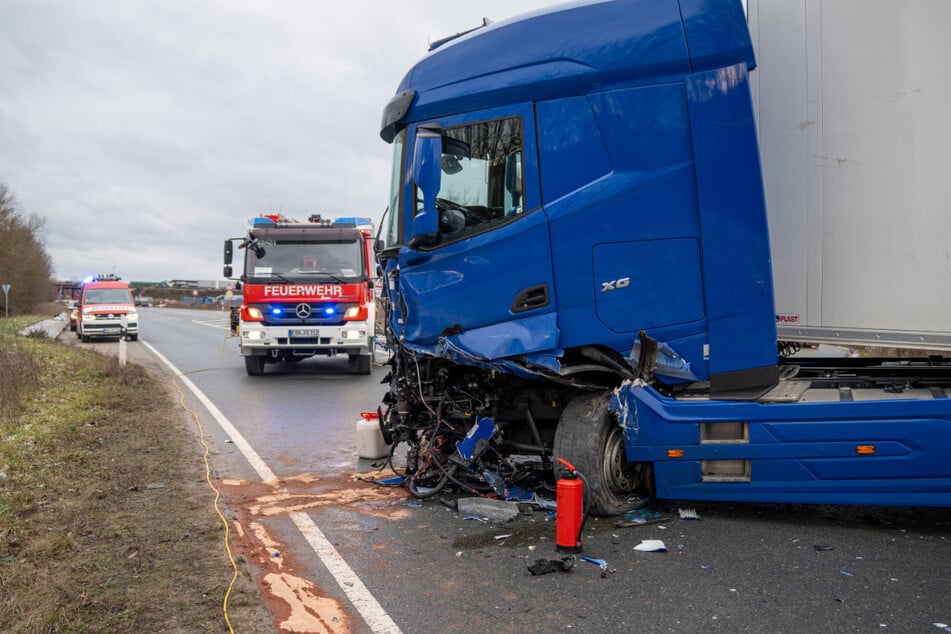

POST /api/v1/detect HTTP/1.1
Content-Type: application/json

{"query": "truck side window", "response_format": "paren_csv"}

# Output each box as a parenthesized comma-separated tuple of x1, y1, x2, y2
(429, 117, 524, 240)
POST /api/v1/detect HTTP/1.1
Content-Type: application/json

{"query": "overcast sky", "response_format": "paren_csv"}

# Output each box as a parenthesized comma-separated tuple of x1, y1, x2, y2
(0, 0, 557, 283)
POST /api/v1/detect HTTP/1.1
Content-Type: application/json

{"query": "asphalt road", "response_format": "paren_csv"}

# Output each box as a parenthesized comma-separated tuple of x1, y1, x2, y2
(64, 308, 951, 633)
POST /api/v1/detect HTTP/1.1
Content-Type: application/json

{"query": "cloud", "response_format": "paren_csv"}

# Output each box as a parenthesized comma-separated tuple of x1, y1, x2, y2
(0, 0, 555, 282)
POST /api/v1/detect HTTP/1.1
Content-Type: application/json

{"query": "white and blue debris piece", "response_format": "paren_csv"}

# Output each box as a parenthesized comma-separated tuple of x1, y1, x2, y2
(456, 416, 496, 463)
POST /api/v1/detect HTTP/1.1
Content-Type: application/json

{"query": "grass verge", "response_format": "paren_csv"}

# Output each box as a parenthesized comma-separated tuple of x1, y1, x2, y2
(0, 316, 272, 633)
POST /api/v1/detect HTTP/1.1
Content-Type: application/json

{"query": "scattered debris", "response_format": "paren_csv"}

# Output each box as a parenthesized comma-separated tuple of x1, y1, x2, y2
(405, 502, 422, 508)
(463, 515, 488, 523)
(840, 570, 854, 577)
(814, 543, 835, 551)
(145, 483, 166, 490)
(678, 508, 701, 520)
(528, 555, 576, 576)
(616, 507, 667, 527)
(494, 534, 512, 540)
(634, 539, 667, 552)
(362, 475, 405, 487)
(456, 497, 520, 522)
(581, 556, 614, 578)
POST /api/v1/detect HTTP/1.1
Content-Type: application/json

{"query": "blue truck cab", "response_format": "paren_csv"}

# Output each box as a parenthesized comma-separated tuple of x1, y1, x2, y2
(375, 0, 951, 511)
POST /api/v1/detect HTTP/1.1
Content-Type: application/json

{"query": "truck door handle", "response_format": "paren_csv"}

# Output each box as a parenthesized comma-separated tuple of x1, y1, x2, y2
(511, 284, 550, 313)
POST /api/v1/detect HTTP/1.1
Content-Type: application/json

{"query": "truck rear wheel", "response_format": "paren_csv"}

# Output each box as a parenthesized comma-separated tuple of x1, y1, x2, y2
(552, 391, 645, 515)
(349, 353, 372, 375)
(245, 355, 265, 376)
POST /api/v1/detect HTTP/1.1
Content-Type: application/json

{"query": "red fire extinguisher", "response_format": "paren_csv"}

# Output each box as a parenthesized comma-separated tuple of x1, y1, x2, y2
(556, 457, 587, 554)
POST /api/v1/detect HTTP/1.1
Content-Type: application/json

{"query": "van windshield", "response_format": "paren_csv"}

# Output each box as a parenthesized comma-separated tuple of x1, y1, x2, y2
(84, 289, 132, 304)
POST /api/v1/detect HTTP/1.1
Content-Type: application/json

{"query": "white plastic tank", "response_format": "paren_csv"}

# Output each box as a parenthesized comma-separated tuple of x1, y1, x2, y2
(356, 411, 390, 460)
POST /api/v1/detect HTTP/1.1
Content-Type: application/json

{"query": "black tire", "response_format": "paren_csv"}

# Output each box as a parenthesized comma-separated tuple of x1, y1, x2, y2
(244, 355, 265, 376)
(349, 353, 372, 375)
(80, 332, 89, 343)
(128, 334, 138, 341)
(552, 391, 647, 516)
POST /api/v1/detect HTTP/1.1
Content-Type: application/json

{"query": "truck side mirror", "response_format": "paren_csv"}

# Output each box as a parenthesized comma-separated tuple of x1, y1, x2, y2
(408, 127, 441, 248)
(224, 239, 233, 265)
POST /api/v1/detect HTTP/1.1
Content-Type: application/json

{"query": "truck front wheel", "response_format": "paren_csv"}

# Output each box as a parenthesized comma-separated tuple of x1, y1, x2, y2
(245, 355, 265, 376)
(552, 391, 646, 515)
(349, 353, 372, 375)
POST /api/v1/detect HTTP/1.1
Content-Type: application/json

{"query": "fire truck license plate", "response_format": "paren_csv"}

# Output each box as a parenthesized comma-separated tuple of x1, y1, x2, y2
(290, 329, 319, 338)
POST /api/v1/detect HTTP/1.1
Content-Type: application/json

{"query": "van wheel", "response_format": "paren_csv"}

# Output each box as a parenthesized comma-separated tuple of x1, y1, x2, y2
(245, 355, 265, 376)
(128, 334, 138, 342)
(349, 353, 372, 375)
(552, 391, 647, 516)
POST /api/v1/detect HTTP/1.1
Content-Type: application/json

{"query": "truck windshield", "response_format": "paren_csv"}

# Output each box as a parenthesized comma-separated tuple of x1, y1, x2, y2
(84, 289, 132, 304)
(245, 240, 364, 280)
(383, 131, 405, 249)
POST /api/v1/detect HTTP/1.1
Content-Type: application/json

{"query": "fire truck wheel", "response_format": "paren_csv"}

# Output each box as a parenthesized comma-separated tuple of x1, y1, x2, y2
(552, 390, 646, 516)
(244, 355, 265, 376)
(349, 353, 372, 375)
(128, 334, 138, 342)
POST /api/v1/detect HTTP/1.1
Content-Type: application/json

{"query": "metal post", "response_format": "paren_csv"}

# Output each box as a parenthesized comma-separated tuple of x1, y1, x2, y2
(1, 284, 10, 318)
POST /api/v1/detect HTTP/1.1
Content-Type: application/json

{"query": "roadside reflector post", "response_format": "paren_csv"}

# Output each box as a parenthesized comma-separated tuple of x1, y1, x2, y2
(118, 315, 128, 366)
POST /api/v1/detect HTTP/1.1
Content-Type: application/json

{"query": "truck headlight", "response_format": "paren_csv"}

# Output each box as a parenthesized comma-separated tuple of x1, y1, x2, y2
(342, 329, 366, 340)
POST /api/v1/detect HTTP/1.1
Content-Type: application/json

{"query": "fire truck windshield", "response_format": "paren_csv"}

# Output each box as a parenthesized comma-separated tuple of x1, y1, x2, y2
(84, 289, 133, 304)
(245, 239, 364, 281)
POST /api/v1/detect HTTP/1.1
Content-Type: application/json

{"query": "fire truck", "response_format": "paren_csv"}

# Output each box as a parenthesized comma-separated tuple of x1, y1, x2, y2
(223, 214, 377, 376)
(75, 274, 138, 342)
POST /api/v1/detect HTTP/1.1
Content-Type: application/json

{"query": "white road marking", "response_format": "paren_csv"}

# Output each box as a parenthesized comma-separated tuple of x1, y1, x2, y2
(191, 317, 231, 330)
(140, 339, 402, 634)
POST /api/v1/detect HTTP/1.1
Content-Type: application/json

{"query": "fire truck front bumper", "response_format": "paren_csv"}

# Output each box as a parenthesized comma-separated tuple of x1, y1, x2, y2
(238, 322, 371, 356)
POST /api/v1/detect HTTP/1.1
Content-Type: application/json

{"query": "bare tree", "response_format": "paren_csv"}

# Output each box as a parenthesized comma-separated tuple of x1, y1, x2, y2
(0, 183, 55, 315)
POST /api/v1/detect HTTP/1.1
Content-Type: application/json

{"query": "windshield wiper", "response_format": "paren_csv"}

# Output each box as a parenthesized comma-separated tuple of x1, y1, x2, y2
(294, 270, 353, 283)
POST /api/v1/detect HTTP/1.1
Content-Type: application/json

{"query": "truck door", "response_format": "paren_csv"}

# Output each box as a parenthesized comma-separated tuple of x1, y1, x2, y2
(394, 105, 557, 360)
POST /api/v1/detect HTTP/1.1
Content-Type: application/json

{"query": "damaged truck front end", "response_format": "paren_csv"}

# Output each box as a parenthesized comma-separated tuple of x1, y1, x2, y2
(373, 0, 951, 512)
(373, 0, 763, 515)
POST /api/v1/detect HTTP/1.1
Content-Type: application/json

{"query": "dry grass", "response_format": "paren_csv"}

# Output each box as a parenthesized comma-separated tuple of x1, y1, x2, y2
(0, 317, 273, 632)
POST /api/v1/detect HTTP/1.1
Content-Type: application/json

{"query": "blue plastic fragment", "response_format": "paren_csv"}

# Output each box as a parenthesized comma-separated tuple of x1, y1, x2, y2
(377, 476, 406, 486)
(581, 556, 607, 567)
(507, 486, 535, 501)
(406, 502, 422, 508)
(463, 515, 488, 522)
(482, 469, 509, 497)
(456, 416, 496, 462)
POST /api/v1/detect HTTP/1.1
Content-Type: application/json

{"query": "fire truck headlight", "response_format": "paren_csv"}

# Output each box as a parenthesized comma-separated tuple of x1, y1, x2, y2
(344, 306, 365, 319)
(245, 330, 265, 340)
(342, 329, 365, 340)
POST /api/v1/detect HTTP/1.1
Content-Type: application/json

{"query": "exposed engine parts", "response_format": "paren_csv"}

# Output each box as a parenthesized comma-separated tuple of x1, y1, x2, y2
(377, 339, 568, 501)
